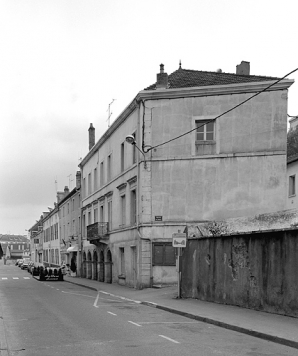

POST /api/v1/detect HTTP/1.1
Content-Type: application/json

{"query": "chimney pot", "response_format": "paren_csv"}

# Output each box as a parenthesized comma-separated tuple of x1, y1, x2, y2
(88, 123, 95, 150)
(156, 64, 168, 89)
(236, 61, 250, 75)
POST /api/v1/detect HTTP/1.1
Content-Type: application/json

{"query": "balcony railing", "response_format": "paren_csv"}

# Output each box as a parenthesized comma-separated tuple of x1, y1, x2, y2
(87, 222, 109, 243)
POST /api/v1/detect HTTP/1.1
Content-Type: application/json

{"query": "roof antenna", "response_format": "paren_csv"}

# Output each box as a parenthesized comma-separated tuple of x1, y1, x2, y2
(179, 60, 182, 69)
(107, 99, 116, 127)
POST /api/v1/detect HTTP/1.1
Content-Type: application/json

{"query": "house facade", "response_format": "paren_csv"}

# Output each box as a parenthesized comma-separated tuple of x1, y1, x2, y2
(42, 205, 60, 267)
(58, 175, 81, 275)
(79, 61, 293, 288)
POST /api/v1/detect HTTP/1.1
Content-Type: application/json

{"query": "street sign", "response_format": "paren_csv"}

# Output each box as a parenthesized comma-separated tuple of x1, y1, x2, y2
(172, 233, 187, 248)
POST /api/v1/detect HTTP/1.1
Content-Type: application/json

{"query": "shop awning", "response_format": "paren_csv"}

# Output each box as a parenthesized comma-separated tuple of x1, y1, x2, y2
(66, 244, 79, 253)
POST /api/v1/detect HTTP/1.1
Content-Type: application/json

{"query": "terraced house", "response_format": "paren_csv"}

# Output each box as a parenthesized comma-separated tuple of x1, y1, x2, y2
(79, 61, 293, 288)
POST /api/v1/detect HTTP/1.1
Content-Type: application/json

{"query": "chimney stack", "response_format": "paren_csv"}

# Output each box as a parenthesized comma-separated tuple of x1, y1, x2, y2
(88, 123, 95, 150)
(76, 171, 81, 189)
(156, 63, 168, 89)
(236, 61, 250, 75)
(56, 192, 64, 203)
(64, 186, 69, 197)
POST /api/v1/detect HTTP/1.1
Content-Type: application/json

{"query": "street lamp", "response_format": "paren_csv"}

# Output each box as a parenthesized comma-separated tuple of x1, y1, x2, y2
(125, 135, 147, 169)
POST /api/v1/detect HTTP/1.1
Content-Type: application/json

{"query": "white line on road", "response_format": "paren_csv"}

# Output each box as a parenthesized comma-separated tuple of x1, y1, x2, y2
(62, 291, 95, 298)
(128, 321, 142, 327)
(139, 321, 200, 324)
(1, 278, 8, 280)
(23, 277, 30, 279)
(107, 311, 117, 316)
(94, 292, 100, 308)
(12, 277, 19, 280)
(159, 335, 180, 344)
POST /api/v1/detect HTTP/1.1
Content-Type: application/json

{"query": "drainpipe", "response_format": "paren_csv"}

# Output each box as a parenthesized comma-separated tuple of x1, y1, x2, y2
(137, 99, 153, 288)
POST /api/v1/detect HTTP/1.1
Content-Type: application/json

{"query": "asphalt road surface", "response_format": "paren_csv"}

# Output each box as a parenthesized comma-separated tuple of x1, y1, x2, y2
(0, 263, 297, 356)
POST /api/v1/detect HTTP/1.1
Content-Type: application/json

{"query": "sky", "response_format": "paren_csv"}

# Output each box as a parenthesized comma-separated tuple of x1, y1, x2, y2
(0, 0, 298, 235)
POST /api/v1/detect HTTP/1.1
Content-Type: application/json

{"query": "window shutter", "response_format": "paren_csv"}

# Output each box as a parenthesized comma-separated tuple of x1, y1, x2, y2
(153, 244, 164, 265)
(164, 245, 176, 265)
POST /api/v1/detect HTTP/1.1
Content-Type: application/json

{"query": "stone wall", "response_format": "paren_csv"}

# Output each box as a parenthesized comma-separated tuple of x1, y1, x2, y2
(181, 229, 298, 317)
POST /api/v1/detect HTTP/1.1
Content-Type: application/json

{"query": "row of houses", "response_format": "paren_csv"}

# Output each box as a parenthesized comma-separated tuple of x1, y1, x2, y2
(29, 61, 295, 289)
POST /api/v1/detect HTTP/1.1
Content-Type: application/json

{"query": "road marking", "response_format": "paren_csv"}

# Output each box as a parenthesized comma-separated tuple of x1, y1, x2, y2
(56, 289, 60, 290)
(159, 335, 180, 344)
(107, 311, 117, 316)
(13, 277, 19, 280)
(1, 278, 8, 280)
(139, 321, 199, 324)
(23, 277, 30, 279)
(62, 291, 94, 298)
(94, 292, 100, 307)
(128, 321, 141, 327)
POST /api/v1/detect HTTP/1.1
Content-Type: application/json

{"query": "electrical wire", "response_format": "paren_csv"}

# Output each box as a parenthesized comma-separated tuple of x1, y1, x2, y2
(143, 68, 298, 153)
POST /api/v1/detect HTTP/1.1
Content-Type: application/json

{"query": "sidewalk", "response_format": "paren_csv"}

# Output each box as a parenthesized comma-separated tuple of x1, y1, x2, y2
(64, 275, 298, 349)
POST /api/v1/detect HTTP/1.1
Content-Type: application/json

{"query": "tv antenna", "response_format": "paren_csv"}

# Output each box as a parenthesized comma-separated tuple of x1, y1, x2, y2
(54, 177, 58, 193)
(67, 174, 74, 190)
(107, 99, 116, 127)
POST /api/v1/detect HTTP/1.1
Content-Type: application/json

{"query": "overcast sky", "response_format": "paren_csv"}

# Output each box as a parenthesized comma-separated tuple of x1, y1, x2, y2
(0, 0, 297, 235)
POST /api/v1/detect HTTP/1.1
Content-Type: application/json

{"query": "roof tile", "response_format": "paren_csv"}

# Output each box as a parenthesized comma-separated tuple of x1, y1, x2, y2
(144, 68, 280, 90)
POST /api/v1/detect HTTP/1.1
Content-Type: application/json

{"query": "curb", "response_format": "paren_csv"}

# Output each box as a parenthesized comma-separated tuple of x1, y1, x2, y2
(64, 279, 298, 350)
(0, 311, 9, 356)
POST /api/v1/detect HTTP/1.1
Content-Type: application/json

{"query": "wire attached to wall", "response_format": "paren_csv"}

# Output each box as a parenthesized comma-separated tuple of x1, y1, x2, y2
(143, 68, 298, 153)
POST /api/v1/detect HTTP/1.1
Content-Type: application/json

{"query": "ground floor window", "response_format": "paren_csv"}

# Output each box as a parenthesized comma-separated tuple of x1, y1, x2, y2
(152, 242, 176, 266)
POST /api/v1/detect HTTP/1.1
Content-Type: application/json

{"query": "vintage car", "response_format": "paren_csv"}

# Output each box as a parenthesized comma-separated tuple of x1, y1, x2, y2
(35, 264, 64, 281)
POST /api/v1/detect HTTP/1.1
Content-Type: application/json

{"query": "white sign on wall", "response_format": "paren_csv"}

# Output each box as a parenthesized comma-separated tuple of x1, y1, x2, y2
(172, 233, 187, 248)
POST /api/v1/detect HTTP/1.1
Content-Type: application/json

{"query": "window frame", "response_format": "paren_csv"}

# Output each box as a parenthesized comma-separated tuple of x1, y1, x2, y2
(289, 174, 296, 197)
(152, 242, 176, 266)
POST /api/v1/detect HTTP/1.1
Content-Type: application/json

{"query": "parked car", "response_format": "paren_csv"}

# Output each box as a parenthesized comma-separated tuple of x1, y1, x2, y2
(15, 259, 22, 266)
(27, 261, 34, 273)
(38, 264, 64, 281)
(21, 258, 30, 270)
(18, 259, 24, 268)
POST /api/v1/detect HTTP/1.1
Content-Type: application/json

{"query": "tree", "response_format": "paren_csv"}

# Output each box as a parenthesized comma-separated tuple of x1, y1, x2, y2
(287, 126, 298, 158)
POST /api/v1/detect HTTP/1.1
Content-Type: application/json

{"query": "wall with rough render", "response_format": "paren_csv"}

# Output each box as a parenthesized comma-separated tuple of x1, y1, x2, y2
(181, 230, 298, 317)
(147, 89, 288, 222)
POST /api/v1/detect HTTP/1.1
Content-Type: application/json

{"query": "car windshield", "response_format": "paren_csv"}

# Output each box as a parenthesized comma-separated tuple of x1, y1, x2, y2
(23, 258, 30, 262)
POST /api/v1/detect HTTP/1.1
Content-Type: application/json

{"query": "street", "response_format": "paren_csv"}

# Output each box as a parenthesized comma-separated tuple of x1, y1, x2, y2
(0, 263, 297, 356)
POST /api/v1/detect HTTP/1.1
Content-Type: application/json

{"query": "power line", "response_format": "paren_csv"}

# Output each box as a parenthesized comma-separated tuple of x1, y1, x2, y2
(144, 68, 298, 153)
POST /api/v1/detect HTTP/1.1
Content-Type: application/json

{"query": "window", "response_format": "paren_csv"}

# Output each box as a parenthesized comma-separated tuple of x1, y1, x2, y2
(88, 173, 91, 195)
(289, 175, 296, 196)
(120, 195, 126, 226)
(152, 243, 176, 266)
(88, 211, 91, 225)
(196, 120, 214, 141)
(83, 178, 86, 198)
(121, 142, 125, 172)
(100, 161, 104, 187)
(108, 200, 112, 230)
(100, 204, 104, 222)
(107, 154, 112, 181)
(82, 214, 86, 238)
(130, 190, 137, 225)
(119, 247, 125, 275)
(94, 168, 98, 191)
(94, 208, 98, 223)
(72, 198, 75, 211)
(78, 216, 81, 233)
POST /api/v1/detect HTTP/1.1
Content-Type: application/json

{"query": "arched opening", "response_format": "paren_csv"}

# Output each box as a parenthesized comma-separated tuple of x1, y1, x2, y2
(99, 250, 105, 282)
(82, 252, 87, 278)
(93, 251, 98, 281)
(106, 249, 112, 283)
(87, 251, 92, 279)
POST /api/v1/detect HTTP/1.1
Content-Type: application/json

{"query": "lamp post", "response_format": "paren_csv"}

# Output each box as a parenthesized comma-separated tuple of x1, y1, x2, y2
(125, 135, 147, 169)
